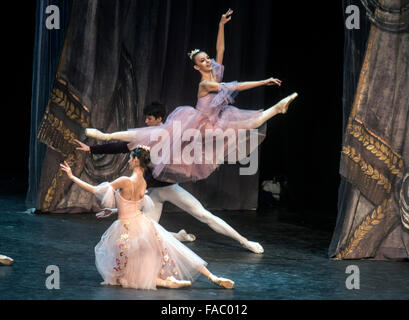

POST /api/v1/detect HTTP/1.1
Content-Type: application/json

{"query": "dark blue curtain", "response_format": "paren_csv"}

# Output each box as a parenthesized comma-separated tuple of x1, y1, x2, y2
(26, 0, 72, 208)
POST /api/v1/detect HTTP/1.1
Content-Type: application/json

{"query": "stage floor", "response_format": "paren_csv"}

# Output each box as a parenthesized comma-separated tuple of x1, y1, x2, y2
(1, 194, 408, 300)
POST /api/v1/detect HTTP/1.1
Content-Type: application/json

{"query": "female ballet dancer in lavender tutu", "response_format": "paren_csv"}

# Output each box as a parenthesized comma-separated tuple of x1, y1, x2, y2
(86, 8, 298, 183)
(60, 146, 234, 290)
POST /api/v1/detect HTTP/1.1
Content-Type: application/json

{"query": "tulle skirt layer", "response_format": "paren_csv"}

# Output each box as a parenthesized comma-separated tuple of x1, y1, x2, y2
(95, 214, 207, 290)
(127, 103, 266, 183)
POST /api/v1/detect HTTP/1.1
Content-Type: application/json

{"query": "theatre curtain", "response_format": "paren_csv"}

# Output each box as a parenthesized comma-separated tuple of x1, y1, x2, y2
(26, 0, 72, 209)
(329, 0, 409, 260)
(30, 0, 275, 212)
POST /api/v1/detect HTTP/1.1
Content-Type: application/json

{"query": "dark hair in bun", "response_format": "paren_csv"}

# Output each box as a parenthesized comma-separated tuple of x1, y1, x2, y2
(130, 148, 150, 169)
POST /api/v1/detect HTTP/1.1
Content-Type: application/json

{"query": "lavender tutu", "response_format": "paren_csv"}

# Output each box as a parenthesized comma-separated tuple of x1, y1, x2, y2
(94, 183, 207, 290)
(127, 59, 266, 183)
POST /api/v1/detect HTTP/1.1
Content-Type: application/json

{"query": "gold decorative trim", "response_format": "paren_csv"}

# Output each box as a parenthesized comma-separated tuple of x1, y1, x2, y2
(37, 109, 78, 157)
(37, 78, 90, 212)
(346, 120, 403, 178)
(43, 172, 59, 211)
(45, 111, 77, 143)
(51, 85, 90, 128)
(56, 78, 90, 113)
(42, 152, 78, 212)
(342, 146, 392, 193)
(336, 198, 391, 259)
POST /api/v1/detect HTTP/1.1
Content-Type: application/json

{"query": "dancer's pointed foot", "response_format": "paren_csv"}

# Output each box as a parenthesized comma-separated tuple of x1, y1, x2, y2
(276, 92, 298, 114)
(209, 275, 235, 289)
(242, 241, 264, 254)
(0, 255, 13, 266)
(86, 128, 110, 141)
(162, 276, 192, 289)
(177, 229, 196, 242)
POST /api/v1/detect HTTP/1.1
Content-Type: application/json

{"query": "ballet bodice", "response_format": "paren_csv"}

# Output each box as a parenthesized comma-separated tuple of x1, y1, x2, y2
(194, 60, 237, 123)
(195, 93, 219, 117)
(115, 191, 143, 220)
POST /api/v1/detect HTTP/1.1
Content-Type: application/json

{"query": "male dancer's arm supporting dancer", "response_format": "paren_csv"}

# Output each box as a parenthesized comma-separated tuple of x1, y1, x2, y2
(77, 102, 264, 254)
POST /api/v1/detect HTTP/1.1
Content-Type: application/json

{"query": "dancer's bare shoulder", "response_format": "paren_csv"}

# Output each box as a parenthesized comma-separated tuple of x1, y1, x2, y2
(198, 81, 221, 97)
(110, 176, 131, 190)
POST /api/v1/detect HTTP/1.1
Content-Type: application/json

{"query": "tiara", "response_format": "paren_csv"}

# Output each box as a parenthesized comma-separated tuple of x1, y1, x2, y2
(136, 145, 151, 152)
(188, 49, 200, 60)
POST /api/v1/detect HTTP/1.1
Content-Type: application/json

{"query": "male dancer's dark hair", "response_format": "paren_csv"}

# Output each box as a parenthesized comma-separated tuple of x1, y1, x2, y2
(143, 102, 167, 121)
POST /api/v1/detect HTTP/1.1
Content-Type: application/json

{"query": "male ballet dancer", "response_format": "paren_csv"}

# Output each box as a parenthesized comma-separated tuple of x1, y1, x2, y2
(76, 102, 263, 254)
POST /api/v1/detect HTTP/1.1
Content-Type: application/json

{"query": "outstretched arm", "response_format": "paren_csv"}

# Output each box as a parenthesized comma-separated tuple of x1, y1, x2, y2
(60, 161, 96, 193)
(60, 162, 131, 218)
(216, 9, 233, 65)
(201, 77, 282, 94)
(60, 161, 128, 194)
(85, 128, 134, 142)
(74, 139, 130, 155)
(235, 78, 282, 91)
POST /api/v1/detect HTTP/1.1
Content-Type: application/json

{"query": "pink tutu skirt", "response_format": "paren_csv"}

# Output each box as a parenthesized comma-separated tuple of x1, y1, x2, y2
(127, 85, 266, 183)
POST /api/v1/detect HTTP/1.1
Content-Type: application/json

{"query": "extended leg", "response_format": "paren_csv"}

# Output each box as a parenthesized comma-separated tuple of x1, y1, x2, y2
(162, 184, 264, 253)
(199, 266, 234, 289)
(86, 128, 133, 142)
(148, 188, 196, 242)
(253, 92, 298, 128)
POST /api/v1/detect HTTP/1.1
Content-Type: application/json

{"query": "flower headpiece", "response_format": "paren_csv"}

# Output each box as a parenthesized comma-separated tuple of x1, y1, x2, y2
(136, 145, 151, 152)
(188, 49, 200, 60)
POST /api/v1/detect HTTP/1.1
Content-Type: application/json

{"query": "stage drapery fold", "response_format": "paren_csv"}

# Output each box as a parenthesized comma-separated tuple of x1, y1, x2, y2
(26, 0, 72, 209)
(330, 0, 409, 260)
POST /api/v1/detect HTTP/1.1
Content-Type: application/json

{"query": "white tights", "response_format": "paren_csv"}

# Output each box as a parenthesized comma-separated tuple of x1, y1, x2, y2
(145, 184, 250, 247)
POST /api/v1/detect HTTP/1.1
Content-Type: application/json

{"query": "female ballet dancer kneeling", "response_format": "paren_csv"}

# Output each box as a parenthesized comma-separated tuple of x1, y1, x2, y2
(60, 146, 234, 290)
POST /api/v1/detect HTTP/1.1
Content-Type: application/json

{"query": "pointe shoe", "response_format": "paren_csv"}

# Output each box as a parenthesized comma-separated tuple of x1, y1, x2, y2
(86, 128, 110, 140)
(164, 276, 192, 289)
(209, 275, 235, 289)
(277, 92, 298, 114)
(242, 241, 264, 254)
(0, 255, 13, 266)
(177, 229, 196, 242)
